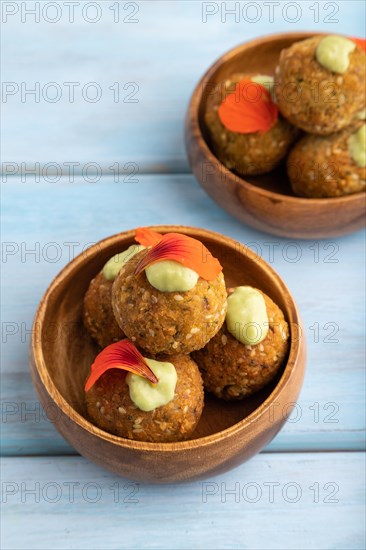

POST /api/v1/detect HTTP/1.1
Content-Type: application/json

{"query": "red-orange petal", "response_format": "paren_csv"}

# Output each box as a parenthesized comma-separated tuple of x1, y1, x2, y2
(134, 231, 222, 281)
(135, 227, 163, 247)
(351, 36, 366, 51)
(84, 339, 158, 392)
(218, 78, 278, 134)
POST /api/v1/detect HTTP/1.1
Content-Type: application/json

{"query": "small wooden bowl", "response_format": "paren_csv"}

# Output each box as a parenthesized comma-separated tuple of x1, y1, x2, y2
(185, 32, 366, 239)
(30, 226, 306, 483)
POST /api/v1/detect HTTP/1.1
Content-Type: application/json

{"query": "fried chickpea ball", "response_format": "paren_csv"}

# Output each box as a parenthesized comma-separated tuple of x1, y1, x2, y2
(83, 271, 124, 348)
(112, 250, 227, 356)
(204, 73, 299, 176)
(274, 36, 366, 135)
(287, 122, 365, 197)
(85, 354, 204, 442)
(192, 290, 290, 400)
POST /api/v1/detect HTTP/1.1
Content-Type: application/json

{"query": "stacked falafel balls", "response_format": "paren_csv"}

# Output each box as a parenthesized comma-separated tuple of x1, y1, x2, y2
(83, 228, 290, 442)
(204, 35, 366, 197)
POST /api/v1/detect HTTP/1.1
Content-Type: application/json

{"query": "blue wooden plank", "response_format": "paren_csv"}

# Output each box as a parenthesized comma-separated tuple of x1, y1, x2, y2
(1, 177, 365, 455)
(2, 1, 365, 171)
(1, 453, 365, 550)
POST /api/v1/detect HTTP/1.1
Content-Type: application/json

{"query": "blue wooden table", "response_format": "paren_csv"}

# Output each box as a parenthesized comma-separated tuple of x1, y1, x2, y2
(1, 2, 365, 549)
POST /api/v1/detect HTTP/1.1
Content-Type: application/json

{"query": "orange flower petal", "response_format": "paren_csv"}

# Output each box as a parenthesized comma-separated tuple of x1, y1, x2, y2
(84, 339, 158, 392)
(135, 227, 162, 247)
(218, 78, 279, 134)
(134, 230, 222, 281)
(351, 36, 366, 51)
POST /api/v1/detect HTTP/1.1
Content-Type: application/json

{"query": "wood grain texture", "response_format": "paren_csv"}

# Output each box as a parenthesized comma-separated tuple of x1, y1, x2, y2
(1, 177, 365, 457)
(2, 1, 365, 172)
(2, 453, 365, 550)
(185, 32, 366, 239)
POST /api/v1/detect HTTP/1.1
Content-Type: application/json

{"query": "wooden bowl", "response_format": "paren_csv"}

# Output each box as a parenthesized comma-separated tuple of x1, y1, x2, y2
(185, 32, 366, 239)
(30, 226, 306, 483)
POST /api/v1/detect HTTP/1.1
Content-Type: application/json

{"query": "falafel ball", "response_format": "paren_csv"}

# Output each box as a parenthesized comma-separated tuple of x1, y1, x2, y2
(287, 122, 366, 197)
(85, 354, 204, 442)
(204, 73, 299, 176)
(192, 289, 289, 400)
(274, 36, 366, 135)
(83, 244, 144, 348)
(112, 249, 227, 356)
(83, 271, 124, 348)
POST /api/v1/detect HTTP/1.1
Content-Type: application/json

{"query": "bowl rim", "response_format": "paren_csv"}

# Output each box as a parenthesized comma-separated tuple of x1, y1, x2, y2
(187, 30, 364, 207)
(31, 225, 304, 452)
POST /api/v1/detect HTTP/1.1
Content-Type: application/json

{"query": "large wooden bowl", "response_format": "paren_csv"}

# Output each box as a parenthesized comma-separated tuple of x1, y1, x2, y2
(30, 226, 306, 483)
(185, 32, 366, 239)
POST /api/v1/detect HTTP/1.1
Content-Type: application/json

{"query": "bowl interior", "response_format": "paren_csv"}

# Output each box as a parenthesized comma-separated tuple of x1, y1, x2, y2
(199, 33, 312, 196)
(39, 229, 291, 441)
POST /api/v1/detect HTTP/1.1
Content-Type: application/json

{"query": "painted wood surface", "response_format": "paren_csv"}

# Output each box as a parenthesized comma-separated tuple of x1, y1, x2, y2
(1, 453, 365, 549)
(1, 177, 365, 455)
(1, 2, 365, 548)
(2, 1, 365, 172)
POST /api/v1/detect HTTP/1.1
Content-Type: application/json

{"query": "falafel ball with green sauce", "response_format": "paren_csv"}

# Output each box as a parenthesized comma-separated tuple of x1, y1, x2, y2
(287, 122, 365, 197)
(204, 73, 299, 176)
(83, 244, 144, 348)
(193, 287, 290, 400)
(85, 340, 204, 443)
(112, 228, 227, 355)
(275, 35, 366, 135)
